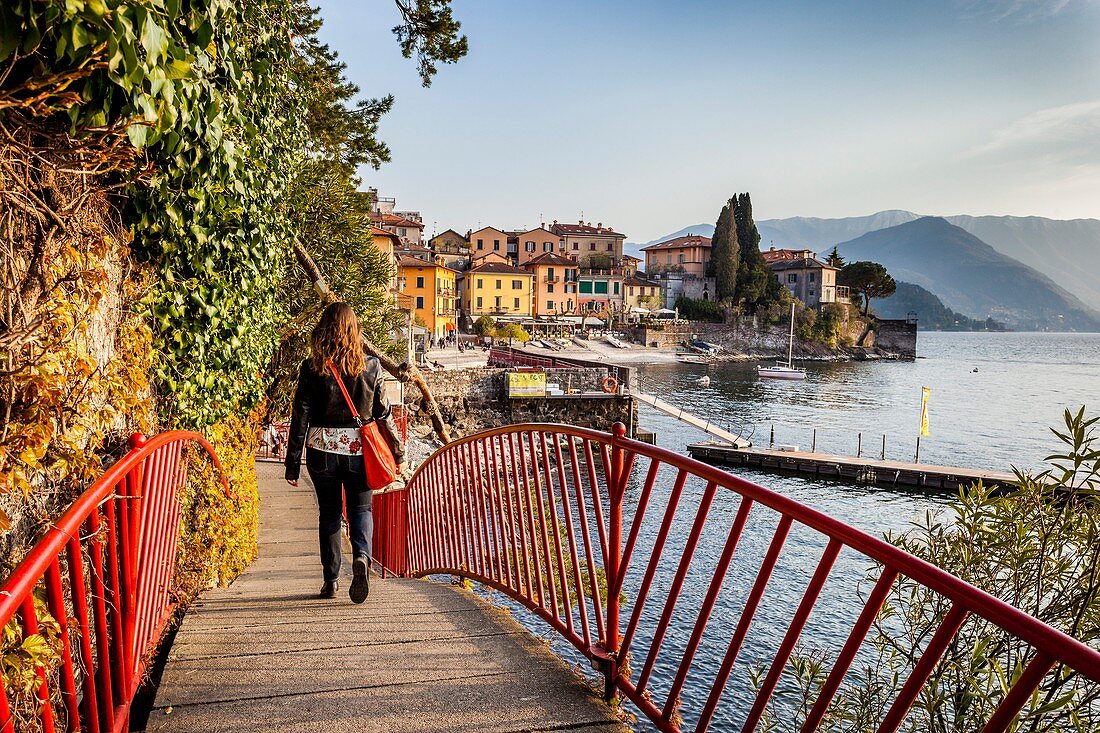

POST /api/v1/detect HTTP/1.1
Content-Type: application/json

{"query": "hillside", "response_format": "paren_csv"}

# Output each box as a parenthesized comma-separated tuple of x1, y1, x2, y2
(876, 282, 1008, 331)
(835, 218, 1100, 331)
(753, 210, 1100, 312)
(757, 210, 920, 251)
(943, 216, 1100, 313)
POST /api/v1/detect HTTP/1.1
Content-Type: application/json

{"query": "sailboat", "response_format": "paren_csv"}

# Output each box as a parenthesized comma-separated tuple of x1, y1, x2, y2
(758, 302, 806, 380)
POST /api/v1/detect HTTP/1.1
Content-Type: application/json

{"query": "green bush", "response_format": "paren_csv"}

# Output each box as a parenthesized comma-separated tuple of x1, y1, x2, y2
(675, 296, 724, 323)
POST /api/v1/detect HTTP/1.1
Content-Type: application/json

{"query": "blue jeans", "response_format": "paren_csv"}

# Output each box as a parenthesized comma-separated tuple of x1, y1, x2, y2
(305, 449, 372, 583)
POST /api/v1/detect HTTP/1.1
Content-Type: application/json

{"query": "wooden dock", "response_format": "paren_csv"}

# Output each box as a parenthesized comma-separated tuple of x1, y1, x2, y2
(686, 442, 1018, 491)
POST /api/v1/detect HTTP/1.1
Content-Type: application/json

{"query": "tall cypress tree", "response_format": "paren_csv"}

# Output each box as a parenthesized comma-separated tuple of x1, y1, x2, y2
(733, 193, 772, 308)
(711, 197, 739, 302)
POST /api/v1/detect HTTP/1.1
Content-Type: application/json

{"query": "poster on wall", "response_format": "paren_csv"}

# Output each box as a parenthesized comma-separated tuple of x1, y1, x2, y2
(508, 371, 547, 399)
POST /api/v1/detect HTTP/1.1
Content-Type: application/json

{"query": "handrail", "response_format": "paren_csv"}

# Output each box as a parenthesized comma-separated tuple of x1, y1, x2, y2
(381, 421, 1100, 732)
(0, 431, 226, 733)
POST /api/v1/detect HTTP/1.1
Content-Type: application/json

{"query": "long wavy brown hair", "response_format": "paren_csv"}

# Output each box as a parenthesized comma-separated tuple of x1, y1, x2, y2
(309, 302, 366, 376)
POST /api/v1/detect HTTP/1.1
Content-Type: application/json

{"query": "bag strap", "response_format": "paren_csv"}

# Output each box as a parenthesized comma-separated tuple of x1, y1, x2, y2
(325, 360, 364, 427)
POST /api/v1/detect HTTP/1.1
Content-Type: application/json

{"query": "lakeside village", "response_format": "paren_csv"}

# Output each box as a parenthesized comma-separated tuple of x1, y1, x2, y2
(371, 189, 917, 370)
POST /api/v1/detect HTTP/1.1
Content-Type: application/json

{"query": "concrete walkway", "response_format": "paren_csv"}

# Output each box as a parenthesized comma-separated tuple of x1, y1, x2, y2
(146, 461, 623, 732)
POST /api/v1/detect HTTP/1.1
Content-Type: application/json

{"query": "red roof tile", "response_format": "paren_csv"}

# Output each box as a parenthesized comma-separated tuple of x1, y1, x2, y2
(640, 235, 712, 252)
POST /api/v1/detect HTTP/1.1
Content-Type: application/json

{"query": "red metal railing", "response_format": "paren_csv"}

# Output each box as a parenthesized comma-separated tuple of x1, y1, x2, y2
(0, 432, 226, 733)
(375, 422, 1100, 732)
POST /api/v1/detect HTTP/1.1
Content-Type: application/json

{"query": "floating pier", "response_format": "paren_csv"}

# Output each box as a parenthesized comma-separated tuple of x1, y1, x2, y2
(686, 442, 1018, 491)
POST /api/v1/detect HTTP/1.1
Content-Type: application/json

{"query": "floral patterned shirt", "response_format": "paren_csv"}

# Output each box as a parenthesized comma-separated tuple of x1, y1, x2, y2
(306, 426, 361, 456)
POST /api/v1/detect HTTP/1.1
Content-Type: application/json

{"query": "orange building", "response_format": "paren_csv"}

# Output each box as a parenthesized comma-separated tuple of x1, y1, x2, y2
(398, 256, 458, 338)
(524, 253, 579, 317)
(641, 235, 711, 278)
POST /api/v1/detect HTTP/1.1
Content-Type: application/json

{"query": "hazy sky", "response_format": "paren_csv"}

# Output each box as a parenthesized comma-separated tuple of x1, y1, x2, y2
(316, 0, 1100, 242)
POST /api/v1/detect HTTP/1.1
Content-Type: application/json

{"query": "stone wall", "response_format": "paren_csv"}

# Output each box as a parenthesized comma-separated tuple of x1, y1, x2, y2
(404, 367, 637, 439)
(870, 319, 918, 358)
(626, 312, 917, 359)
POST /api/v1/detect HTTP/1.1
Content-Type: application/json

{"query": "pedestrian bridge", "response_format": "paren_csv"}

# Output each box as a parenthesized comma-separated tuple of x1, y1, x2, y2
(3, 424, 1100, 732)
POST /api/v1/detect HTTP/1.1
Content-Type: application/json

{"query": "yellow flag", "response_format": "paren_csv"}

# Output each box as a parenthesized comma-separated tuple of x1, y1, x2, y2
(919, 387, 932, 437)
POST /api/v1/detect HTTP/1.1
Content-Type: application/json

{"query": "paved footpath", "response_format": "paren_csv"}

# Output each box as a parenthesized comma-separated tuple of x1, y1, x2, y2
(146, 460, 623, 733)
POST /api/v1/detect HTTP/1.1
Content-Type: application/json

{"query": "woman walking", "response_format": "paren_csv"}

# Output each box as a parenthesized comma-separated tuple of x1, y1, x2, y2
(285, 303, 405, 602)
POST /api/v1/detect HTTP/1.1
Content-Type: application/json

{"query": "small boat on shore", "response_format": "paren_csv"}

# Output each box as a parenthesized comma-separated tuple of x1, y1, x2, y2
(759, 302, 806, 380)
(605, 335, 631, 349)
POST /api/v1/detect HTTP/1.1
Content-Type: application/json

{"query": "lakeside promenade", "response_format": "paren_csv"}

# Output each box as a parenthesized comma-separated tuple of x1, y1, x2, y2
(145, 460, 623, 732)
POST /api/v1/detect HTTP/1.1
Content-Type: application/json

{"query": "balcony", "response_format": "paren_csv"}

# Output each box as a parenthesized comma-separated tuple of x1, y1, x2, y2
(544, 276, 560, 284)
(836, 285, 851, 304)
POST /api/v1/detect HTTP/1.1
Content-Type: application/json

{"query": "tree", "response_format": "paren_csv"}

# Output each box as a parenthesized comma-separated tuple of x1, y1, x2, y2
(838, 261, 896, 315)
(710, 198, 739, 302)
(473, 315, 497, 337)
(825, 246, 845, 269)
(732, 193, 773, 309)
(496, 323, 530, 344)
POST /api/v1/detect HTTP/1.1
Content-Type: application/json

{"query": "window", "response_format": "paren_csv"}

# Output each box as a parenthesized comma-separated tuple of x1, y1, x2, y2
(547, 267, 555, 280)
(525, 241, 535, 252)
(787, 273, 797, 283)
(494, 239, 500, 250)
(666, 255, 672, 265)
(415, 296, 424, 309)
(496, 279, 502, 289)
(579, 281, 593, 294)
(416, 276, 424, 288)
(495, 296, 502, 309)
(678, 254, 685, 264)
(607, 243, 613, 252)
(572, 242, 579, 250)
(809, 273, 816, 283)
(543, 242, 553, 252)
(547, 283, 554, 293)
(547, 300, 554, 310)
(513, 297, 520, 309)
(477, 238, 483, 249)
(477, 278, 483, 288)
(589, 243, 596, 251)
(594, 281, 608, 295)
(629, 287, 634, 296)
(613, 282, 620, 295)
(476, 296, 483, 308)
(512, 280, 522, 289)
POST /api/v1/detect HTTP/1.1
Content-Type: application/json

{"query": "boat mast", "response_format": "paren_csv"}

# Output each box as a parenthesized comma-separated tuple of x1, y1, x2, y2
(787, 301, 795, 368)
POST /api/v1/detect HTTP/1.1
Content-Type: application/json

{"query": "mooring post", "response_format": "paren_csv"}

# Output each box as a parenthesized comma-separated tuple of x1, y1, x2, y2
(915, 435, 921, 463)
(857, 432, 862, 458)
(881, 434, 886, 460)
(811, 428, 817, 453)
(770, 424, 775, 449)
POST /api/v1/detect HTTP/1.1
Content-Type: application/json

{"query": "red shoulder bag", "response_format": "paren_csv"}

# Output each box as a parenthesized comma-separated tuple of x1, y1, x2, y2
(326, 361, 399, 490)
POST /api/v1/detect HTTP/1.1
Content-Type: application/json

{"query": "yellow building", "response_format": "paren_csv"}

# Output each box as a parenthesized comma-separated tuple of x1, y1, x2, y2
(623, 276, 663, 310)
(398, 256, 458, 338)
(524, 253, 579, 317)
(464, 262, 534, 319)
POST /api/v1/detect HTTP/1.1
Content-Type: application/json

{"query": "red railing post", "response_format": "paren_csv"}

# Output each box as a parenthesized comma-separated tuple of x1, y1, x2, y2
(603, 422, 627, 700)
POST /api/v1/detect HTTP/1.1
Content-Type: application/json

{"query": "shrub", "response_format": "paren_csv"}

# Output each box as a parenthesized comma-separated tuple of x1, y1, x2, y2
(675, 296, 724, 323)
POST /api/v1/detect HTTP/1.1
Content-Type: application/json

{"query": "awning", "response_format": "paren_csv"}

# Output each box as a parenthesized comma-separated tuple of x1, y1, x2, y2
(582, 316, 605, 327)
(445, 322, 456, 331)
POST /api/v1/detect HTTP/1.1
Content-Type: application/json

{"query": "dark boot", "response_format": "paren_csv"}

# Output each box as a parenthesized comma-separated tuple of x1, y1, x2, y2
(349, 557, 369, 604)
(319, 580, 337, 599)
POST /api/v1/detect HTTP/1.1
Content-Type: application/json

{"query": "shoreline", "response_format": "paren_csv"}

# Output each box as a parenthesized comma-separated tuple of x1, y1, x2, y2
(418, 339, 902, 369)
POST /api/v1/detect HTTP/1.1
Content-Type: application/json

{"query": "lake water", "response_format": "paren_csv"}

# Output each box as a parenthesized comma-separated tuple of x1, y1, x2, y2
(491, 332, 1100, 729)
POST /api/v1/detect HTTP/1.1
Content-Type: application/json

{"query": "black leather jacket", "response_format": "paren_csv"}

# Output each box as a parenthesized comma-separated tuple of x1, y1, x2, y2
(284, 358, 405, 481)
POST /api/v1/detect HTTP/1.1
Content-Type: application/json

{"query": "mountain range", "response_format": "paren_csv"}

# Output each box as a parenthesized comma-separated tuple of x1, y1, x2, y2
(627, 210, 1100, 331)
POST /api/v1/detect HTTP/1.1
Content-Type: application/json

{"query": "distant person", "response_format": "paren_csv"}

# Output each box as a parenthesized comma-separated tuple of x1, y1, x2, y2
(284, 303, 405, 602)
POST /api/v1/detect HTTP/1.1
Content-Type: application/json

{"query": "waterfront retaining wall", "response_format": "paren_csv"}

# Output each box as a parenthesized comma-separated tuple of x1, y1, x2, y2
(404, 367, 636, 438)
